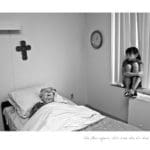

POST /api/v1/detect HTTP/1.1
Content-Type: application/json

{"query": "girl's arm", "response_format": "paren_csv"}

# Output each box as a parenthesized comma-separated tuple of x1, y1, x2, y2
(123, 63, 143, 77)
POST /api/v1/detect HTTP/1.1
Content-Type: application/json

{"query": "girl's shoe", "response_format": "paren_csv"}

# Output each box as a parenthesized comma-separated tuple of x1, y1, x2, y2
(124, 90, 130, 97)
(132, 91, 137, 98)
(129, 90, 137, 98)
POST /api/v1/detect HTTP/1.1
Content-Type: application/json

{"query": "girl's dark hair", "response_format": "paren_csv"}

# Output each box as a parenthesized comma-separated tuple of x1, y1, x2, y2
(125, 47, 141, 60)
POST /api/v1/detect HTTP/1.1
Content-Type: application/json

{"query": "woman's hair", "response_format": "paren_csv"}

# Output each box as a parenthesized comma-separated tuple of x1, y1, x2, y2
(39, 87, 56, 100)
(125, 47, 141, 60)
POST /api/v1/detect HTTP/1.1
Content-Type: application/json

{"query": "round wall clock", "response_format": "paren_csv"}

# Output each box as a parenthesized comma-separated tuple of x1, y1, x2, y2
(90, 30, 103, 49)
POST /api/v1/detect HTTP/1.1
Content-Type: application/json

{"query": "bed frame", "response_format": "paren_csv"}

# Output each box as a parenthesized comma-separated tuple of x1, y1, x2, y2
(1, 101, 12, 131)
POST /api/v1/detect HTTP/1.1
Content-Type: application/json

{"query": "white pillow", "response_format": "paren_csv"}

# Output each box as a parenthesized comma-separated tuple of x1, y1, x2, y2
(8, 85, 47, 118)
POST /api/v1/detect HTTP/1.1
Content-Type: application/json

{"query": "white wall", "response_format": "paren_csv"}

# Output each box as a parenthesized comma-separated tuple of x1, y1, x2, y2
(0, 13, 87, 130)
(85, 13, 129, 122)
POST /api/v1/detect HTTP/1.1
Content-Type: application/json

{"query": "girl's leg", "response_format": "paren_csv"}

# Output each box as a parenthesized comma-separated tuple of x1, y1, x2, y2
(132, 77, 142, 91)
(123, 64, 132, 96)
(131, 62, 142, 95)
(124, 77, 131, 90)
(124, 64, 132, 89)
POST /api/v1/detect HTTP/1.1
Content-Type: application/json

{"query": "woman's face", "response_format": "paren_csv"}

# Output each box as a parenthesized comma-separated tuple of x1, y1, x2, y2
(41, 88, 55, 103)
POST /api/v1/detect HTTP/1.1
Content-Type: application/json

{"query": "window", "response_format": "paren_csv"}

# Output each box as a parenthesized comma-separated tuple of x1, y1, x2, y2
(111, 13, 150, 89)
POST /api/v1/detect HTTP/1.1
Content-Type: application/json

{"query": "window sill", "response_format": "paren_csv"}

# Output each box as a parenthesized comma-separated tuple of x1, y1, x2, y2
(110, 82, 150, 101)
(110, 82, 124, 88)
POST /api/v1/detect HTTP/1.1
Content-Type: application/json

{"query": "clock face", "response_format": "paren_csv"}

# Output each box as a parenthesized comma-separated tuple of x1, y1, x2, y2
(90, 30, 103, 49)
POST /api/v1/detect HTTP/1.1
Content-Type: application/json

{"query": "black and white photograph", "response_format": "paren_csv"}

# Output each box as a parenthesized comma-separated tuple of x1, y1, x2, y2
(1, 12, 150, 132)
(0, 0, 150, 149)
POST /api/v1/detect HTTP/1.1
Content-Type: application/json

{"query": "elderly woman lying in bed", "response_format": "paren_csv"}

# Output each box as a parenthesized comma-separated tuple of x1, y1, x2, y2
(30, 87, 59, 118)
(21, 87, 106, 131)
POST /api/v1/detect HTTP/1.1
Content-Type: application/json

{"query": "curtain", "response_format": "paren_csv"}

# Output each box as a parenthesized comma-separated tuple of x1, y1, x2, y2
(137, 13, 150, 88)
(111, 13, 150, 89)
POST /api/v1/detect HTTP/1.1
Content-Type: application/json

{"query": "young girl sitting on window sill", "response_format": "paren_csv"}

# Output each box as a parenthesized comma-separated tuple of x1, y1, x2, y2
(122, 47, 143, 97)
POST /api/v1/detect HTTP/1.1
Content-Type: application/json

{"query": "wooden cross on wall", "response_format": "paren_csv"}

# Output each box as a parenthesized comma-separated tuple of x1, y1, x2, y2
(16, 40, 31, 60)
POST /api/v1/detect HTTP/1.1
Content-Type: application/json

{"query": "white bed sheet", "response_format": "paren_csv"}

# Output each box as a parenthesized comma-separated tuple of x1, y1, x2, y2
(22, 102, 105, 131)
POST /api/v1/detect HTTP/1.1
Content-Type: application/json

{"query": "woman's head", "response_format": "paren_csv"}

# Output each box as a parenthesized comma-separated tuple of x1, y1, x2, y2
(125, 47, 141, 60)
(39, 87, 56, 103)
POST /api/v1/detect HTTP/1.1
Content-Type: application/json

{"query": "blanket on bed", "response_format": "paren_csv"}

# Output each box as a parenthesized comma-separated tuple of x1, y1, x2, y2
(21, 102, 105, 131)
